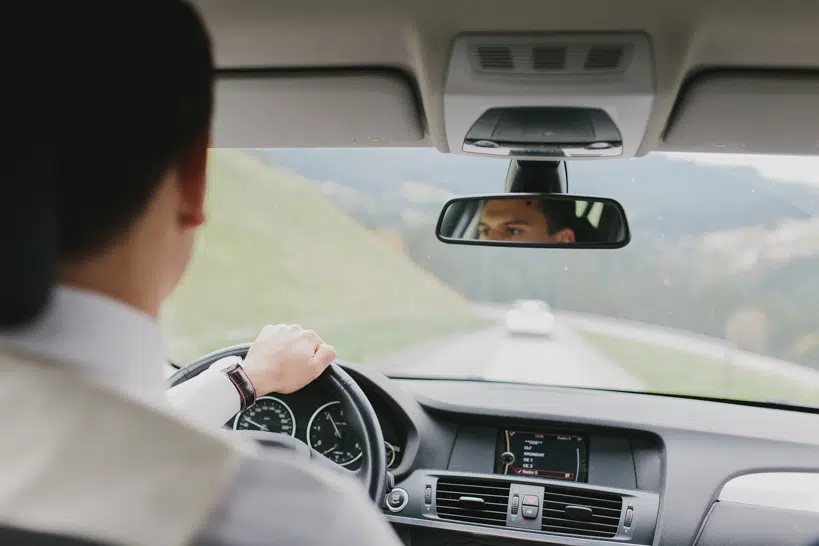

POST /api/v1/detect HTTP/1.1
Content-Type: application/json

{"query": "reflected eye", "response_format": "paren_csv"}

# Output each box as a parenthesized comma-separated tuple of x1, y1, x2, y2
(506, 227, 523, 237)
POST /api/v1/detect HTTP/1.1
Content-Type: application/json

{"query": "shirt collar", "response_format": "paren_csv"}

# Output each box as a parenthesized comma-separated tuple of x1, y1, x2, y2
(0, 285, 168, 403)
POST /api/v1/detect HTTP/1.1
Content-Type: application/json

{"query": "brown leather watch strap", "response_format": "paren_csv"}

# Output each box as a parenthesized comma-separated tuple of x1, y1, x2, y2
(221, 361, 257, 411)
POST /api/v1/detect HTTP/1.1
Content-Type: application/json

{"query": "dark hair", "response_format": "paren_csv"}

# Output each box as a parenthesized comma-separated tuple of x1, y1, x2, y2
(0, 0, 214, 326)
(537, 200, 576, 234)
(52, 0, 215, 259)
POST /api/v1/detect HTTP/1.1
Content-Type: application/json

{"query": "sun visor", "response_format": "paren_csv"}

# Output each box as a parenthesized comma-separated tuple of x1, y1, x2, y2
(662, 71, 819, 155)
(211, 70, 424, 148)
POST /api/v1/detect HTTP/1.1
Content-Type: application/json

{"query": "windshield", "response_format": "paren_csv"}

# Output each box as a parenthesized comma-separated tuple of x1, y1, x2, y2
(162, 148, 819, 408)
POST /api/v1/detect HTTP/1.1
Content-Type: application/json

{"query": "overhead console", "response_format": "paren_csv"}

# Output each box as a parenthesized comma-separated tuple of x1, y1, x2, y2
(443, 33, 656, 160)
(463, 107, 624, 158)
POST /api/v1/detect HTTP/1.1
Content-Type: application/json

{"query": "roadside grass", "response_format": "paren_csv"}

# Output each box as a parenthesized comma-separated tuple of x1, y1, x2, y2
(578, 330, 819, 407)
(162, 149, 483, 365)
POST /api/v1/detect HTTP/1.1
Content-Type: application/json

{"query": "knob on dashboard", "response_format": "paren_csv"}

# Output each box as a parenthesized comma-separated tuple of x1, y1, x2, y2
(385, 488, 409, 513)
(501, 451, 515, 465)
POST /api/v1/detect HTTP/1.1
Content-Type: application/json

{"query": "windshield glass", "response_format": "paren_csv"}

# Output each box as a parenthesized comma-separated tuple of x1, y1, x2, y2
(163, 148, 819, 408)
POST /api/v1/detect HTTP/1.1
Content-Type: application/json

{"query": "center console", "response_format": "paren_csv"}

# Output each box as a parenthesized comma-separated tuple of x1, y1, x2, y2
(384, 423, 662, 545)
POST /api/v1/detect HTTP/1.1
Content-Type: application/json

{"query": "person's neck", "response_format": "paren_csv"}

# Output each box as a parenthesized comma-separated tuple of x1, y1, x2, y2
(59, 257, 162, 319)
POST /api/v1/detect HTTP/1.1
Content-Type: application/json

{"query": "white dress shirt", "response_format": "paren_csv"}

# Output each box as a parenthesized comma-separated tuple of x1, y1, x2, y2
(0, 285, 243, 429)
(0, 284, 405, 546)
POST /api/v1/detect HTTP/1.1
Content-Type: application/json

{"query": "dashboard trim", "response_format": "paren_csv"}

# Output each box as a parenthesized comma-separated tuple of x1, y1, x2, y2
(717, 472, 819, 513)
(388, 514, 623, 545)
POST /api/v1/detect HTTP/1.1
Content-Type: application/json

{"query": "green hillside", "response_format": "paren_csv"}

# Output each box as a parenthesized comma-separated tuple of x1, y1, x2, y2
(162, 150, 482, 364)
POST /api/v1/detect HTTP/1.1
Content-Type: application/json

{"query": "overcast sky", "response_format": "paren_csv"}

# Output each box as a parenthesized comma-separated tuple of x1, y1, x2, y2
(667, 152, 819, 186)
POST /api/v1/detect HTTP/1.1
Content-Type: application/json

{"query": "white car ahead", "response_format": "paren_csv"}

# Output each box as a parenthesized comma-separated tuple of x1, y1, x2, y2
(504, 299, 555, 337)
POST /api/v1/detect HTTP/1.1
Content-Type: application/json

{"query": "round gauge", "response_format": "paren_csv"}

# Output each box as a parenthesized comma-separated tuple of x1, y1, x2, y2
(385, 442, 397, 468)
(307, 401, 362, 466)
(232, 396, 296, 436)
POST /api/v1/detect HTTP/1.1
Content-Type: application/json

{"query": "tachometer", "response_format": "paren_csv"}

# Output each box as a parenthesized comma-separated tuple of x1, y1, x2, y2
(233, 396, 296, 436)
(307, 401, 362, 466)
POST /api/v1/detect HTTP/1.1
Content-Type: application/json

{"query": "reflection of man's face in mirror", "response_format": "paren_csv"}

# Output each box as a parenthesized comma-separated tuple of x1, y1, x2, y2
(478, 199, 577, 243)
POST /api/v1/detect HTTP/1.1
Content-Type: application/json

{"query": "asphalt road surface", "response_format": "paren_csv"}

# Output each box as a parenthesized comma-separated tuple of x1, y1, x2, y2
(376, 320, 646, 391)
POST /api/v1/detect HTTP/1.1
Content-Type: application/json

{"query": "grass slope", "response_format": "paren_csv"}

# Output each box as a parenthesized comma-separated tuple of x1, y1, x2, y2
(580, 331, 819, 406)
(162, 150, 482, 364)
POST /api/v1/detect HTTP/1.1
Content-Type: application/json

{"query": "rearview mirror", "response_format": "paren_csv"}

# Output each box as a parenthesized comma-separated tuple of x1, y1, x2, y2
(436, 193, 630, 248)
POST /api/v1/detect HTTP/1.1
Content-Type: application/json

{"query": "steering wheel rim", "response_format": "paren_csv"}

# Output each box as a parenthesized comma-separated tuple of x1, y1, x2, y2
(166, 343, 387, 503)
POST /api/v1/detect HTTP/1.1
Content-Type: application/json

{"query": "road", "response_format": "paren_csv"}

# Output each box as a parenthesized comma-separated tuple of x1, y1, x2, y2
(375, 319, 647, 391)
(374, 303, 819, 392)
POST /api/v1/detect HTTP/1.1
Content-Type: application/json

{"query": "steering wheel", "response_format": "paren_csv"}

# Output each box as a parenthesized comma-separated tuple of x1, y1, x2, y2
(166, 343, 387, 503)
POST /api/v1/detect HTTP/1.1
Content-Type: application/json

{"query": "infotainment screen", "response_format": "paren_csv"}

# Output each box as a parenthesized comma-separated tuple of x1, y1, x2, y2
(494, 430, 588, 482)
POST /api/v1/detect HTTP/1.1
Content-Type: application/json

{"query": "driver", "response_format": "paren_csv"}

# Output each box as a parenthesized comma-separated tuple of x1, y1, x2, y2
(478, 198, 577, 243)
(0, 1, 403, 545)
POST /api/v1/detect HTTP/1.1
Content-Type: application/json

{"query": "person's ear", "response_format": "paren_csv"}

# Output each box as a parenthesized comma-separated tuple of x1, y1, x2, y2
(176, 131, 210, 228)
(554, 228, 576, 243)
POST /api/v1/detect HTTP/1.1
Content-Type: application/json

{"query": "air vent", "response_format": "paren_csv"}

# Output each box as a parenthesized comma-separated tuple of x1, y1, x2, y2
(584, 46, 625, 70)
(533, 46, 567, 70)
(541, 485, 623, 538)
(435, 477, 511, 527)
(476, 46, 514, 70)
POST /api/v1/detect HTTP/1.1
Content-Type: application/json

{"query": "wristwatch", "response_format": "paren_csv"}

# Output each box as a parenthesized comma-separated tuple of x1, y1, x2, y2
(220, 359, 257, 411)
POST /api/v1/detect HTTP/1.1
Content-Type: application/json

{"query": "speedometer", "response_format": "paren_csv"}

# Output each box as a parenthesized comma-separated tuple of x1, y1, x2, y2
(307, 401, 362, 466)
(233, 396, 296, 436)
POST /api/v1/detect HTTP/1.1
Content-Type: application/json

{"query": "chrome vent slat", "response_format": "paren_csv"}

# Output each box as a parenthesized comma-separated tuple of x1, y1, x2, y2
(435, 477, 511, 527)
(543, 507, 621, 521)
(540, 524, 617, 538)
(542, 516, 621, 532)
(540, 485, 623, 539)
(438, 503, 506, 510)
(543, 491, 623, 508)
(437, 492, 508, 502)
(437, 496, 508, 504)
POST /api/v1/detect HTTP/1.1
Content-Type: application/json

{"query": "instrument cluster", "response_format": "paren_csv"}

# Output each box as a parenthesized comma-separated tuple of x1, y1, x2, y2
(228, 390, 404, 471)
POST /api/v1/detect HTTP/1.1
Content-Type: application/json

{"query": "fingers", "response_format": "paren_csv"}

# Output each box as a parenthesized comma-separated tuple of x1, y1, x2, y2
(256, 323, 286, 341)
(256, 323, 305, 341)
(301, 329, 322, 348)
(310, 343, 336, 378)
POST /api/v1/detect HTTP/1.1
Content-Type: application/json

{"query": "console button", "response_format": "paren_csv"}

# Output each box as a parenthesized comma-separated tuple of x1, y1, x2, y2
(624, 506, 634, 528)
(522, 494, 539, 506)
(424, 485, 432, 505)
(521, 505, 539, 519)
(511, 494, 519, 515)
(385, 488, 409, 513)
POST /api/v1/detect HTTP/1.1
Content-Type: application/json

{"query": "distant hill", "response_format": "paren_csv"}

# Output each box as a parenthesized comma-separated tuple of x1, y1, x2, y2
(161, 150, 481, 363)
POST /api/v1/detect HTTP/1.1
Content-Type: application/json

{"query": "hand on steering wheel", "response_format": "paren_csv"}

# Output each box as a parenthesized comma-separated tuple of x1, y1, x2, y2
(241, 324, 336, 396)
(166, 344, 388, 503)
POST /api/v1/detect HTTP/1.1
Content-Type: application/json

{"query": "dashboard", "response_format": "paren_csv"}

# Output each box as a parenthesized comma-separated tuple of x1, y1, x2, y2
(229, 362, 819, 546)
